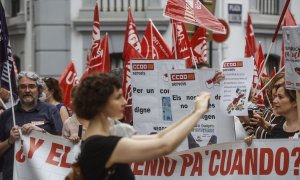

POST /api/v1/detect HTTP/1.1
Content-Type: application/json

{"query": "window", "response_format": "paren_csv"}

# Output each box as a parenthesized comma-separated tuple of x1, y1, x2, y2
(11, 0, 20, 17)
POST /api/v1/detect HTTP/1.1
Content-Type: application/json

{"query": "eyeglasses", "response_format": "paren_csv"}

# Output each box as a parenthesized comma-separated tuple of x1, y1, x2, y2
(19, 84, 37, 90)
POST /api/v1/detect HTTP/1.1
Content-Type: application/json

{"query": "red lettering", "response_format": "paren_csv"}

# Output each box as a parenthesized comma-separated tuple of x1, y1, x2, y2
(245, 148, 258, 175)
(259, 148, 273, 175)
(15, 140, 25, 163)
(132, 161, 144, 175)
(274, 147, 289, 175)
(164, 157, 176, 176)
(220, 149, 233, 175)
(144, 158, 159, 176)
(190, 152, 202, 176)
(230, 149, 243, 174)
(209, 150, 220, 175)
(46, 143, 71, 167)
(180, 153, 193, 176)
(60, 146, 71, 168)
(28, 137, 44, 159)
(291, 147, 300, 175)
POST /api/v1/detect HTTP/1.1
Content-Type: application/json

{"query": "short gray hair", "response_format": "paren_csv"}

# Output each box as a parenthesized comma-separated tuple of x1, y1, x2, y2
(17, 71, 45, 96)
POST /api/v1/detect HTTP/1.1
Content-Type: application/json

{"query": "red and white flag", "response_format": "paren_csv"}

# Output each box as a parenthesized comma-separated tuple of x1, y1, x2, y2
(140, 19, 172, 59)
(123, 7, 141, 58)
(164, 0, 226, 34)
(59, 61, 79, 108)
(190, 26, 208, 63)
(280, 8, 297, 68)
(85, 3, 101, 71)
(244, 14, 257, 57)
(253, 43, 266, 107)
(255, 43, 268, 78)
(122, 44, 144, 124)
(171, 19, 194, 68)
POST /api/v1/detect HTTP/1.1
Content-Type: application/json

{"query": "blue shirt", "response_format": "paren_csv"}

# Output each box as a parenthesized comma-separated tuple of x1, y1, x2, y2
(0, 101, 63, 180)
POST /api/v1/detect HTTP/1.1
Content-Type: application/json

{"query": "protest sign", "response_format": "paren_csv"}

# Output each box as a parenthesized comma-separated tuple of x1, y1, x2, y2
(13, 131, 79, 180)
(132, 139, 300, 180)
(168, 69, 235, 151)
(282, 26, 300, 90)
(130, 60, 185, 134)
(220, 58, 254, 116)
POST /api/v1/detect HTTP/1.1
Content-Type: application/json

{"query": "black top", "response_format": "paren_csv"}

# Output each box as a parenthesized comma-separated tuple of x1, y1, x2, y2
(80, 135, 135, 180)
(270, 117, 299, 139)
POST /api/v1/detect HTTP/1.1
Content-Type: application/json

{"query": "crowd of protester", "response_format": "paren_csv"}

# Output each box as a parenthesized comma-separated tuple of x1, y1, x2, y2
(0, 61, 299, 179)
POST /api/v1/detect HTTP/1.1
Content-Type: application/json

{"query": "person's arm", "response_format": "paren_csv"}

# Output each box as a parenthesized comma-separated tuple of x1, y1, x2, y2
(107, 92, 210, 167)
(0, 127, 20, 156)
(59, 106, 70, 123)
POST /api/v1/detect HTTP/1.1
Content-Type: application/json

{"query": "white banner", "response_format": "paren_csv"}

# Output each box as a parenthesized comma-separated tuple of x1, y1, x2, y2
(12, 131, 300, 180)
(13, 131, 79, 180)
(283, 26, 300, 90)
(131, 60, 185, 135)
(168, 69, 235, 151)
(220, 58, 254, 116)
(132, 139, 300, 180)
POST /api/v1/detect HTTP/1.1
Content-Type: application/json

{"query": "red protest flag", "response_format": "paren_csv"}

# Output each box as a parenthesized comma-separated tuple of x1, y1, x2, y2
(255, 42, 268, 78)
(280, 8, 297, 68)
(140, 20, 172, 59)
(86, 3, 101, 69)
(244, 14, 257, 57)
(164, 0, 225, 34)
(171, 19, 194, 68)
(123, 7, 141, 58)
(190, 26, 208, 63)
(100, 33, 110, 73)
(122, 44, 144, 124)
(59, 61, 79, 108)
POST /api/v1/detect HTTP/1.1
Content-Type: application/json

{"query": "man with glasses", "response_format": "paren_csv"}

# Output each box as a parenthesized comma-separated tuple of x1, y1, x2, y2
(0, 71, 63, 180)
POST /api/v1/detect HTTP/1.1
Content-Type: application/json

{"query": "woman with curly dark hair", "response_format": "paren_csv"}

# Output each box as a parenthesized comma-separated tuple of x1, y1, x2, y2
(43, 77, 70, 122)
(71, 72, 211, 180)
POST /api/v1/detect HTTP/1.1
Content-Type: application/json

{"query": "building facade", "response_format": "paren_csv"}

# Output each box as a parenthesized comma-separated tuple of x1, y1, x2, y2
(2, 0, 300, 77)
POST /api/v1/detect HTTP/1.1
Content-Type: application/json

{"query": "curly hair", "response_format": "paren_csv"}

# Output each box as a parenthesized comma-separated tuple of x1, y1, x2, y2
(43, 77, 63, 102)
(73, 73, 122, 120)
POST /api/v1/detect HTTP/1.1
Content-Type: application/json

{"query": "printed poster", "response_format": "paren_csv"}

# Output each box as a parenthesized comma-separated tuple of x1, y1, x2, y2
(220, 58, 254, 116)
(130, 60, 186, 135)
(283, 26, 300, 90)
(168, 69, 235, 151)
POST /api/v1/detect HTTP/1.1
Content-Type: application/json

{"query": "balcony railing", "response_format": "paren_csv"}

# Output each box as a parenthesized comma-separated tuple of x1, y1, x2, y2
(256, 0, 279, 15)
(99, 0, 146, 12)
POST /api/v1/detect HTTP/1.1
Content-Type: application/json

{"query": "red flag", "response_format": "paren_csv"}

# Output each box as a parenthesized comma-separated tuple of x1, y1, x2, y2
(253, 43, 266, 107)
(171, 19, 194, 67)
(270, 67, 276, 78)
(164, 0, 225, 34)
(256, 43, 266, 76)
(123, 7, 141, 58)
(122, 44, 144, 124)
(100, 33, 110, 73)
(190, 26, 208, 63)
(280, 8, 297, 68)
(86, 3, 101, 70)
(59, 61, 79, 108)
(244, 14, 257, 57)
(141, 20, 172, 59)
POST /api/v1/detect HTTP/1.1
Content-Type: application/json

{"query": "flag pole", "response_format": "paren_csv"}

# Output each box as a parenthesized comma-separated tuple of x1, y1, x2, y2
(0, 97, 7, 109)
(256, 65, 285, 96)
(171, 19, 178, 59)
(6, 57, 16, 127)
(150, 19, 154, 59)
(255, 0, 290, 92)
